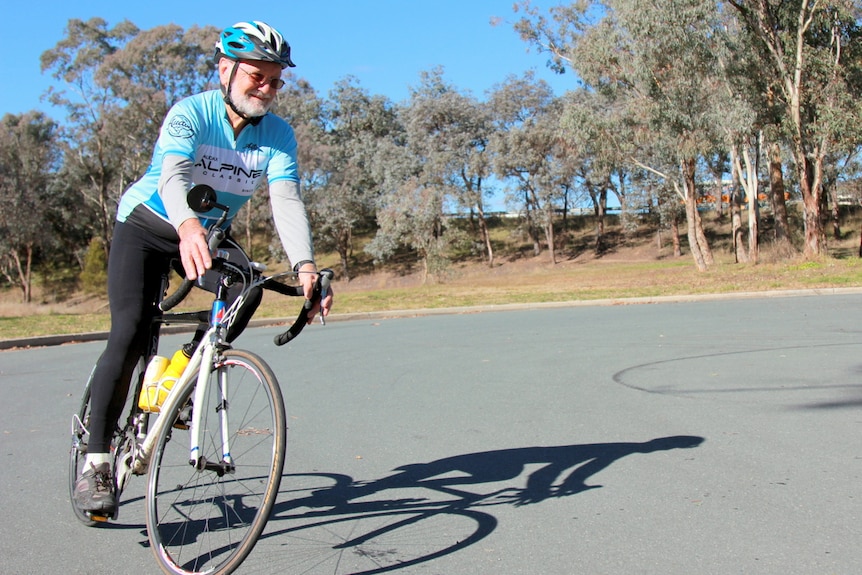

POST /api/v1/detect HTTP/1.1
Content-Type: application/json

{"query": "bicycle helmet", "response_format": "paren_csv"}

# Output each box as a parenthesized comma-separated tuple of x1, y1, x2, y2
(215, 21, 295, 68)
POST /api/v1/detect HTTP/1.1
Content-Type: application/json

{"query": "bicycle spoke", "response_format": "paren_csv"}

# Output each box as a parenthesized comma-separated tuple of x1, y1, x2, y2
(147, 349, 285, 575)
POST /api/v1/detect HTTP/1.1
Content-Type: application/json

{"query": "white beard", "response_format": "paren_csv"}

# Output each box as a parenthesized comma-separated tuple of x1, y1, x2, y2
(232, 89, 274, 118)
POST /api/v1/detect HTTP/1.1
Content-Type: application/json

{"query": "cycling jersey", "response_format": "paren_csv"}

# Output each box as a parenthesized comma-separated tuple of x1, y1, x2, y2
(118, 89, 300, 231)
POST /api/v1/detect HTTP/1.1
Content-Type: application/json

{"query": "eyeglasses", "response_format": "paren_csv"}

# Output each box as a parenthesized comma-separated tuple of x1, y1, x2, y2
(237, 66, 286, 90)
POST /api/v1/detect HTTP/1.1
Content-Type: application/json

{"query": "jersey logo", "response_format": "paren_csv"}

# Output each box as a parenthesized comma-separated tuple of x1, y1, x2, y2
(168, 115, 195, 139)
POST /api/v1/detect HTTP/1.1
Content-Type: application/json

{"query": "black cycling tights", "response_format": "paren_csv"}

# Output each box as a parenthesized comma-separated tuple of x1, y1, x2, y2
(86, 221, 260, 454)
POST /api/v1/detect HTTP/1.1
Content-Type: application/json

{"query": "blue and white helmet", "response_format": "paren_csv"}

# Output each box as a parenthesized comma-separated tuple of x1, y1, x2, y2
(215, 21, 295, 68)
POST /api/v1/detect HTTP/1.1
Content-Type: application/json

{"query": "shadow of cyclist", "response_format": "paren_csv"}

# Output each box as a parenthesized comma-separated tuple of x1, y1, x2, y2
(298, 435, 704, 510)
(259, 436, 704, 574)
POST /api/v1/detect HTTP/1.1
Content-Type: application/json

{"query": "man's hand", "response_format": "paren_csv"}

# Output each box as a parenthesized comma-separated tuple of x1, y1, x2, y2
(178, 218, 211, 280)
(296, 262, 334, 324)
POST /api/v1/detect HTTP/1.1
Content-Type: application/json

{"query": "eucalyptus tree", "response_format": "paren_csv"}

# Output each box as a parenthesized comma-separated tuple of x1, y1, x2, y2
(0, 113, 61, 301)
(726, 0, 862, 256)
(365, 71, 482, 281)
(561, 88, 637, 253)
(41, 19, 218, 250)
(717, 8, 794, 251)
(98, 24, 218, 191)
(516, 0, 732, 271)
(489, 72, 565, 263)
(41, 19, 137, 250)
(364, 131, 453, 282)
(317, 77, 403, 280)
(402, 68, 497, 265)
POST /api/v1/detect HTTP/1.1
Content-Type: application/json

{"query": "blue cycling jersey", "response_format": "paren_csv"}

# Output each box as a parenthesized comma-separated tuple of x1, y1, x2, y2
(118, 90, 299, 229)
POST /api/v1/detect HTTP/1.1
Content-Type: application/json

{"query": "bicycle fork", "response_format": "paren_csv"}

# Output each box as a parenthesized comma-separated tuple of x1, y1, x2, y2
(187, 339, 234, 474)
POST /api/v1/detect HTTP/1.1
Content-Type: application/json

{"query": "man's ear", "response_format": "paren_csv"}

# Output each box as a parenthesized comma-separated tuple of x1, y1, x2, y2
(217, 58, 232, 85)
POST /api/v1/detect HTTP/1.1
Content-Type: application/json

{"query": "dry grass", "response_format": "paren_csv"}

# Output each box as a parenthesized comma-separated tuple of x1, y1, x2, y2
(3, 212, 862, 341)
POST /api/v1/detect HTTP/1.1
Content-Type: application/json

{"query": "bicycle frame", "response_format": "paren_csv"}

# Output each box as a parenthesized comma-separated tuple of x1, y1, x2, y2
(132, 263, 295, 476)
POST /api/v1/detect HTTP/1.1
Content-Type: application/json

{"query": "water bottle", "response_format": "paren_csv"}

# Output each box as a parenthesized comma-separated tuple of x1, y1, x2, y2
(138, 355, 169, 412)
(156, 348, 191, 403)
(138, 349, 190, 413)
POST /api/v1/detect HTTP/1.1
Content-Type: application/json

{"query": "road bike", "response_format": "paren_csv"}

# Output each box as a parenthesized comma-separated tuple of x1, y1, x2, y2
(68, 184, 332, 575)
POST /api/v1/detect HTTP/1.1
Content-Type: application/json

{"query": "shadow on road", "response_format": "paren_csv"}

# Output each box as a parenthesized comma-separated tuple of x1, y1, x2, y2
(263, 435, 705, 574)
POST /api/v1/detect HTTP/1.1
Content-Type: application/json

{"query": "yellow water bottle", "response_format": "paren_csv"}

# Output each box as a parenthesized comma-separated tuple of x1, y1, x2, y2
(138, 355, 169, 412)
(138, 348, 191, 413)
(154, 348, 191, 411)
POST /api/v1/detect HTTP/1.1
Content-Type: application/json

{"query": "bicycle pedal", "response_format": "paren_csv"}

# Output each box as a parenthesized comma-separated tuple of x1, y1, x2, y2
(87, 512, 112, 523)
(173, 403, 193, 430)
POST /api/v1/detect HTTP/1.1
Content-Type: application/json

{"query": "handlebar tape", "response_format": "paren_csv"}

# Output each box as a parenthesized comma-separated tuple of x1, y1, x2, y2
(273, 269, 334, 346)
(160, 278, 195, 311)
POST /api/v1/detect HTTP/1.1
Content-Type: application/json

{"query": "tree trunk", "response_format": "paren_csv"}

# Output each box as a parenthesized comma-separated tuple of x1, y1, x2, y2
(713, 178, 724, 219)
(693, 204, 714, 266)
(731, 199, 747, 263)
(593, 190, 607, 254)
(768, 142, 791, 247)
(681, 158, 710, 271)
(523, 191, 541, 257)
(737, 143, 760, 264)
(10, 246, 33, 303)
(475, 201, 494, 267)
(337, 227, 352, 282)
(797, 154, 826, 256)
(544, 202, 557, 265)
(748, 185, 760, 264)
(828, 184, 841, 240)
(730, 146, 749, 263)
(684, 200, 707, 271)
(671, 216, 682, 257)
(337, 245, 350, 283)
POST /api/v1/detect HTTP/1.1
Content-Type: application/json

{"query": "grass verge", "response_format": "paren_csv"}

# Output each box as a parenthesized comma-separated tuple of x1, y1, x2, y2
(3, 254, 862, 342)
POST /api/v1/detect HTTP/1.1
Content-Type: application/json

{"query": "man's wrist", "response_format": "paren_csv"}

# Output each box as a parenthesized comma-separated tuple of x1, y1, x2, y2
(293, 260, 316, 272)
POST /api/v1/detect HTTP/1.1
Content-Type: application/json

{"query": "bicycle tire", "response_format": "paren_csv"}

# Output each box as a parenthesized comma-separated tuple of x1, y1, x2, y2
(146, 348, 286, 575)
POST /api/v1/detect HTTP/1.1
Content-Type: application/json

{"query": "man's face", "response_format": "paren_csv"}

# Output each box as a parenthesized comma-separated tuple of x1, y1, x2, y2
(220, 59, 283, 117)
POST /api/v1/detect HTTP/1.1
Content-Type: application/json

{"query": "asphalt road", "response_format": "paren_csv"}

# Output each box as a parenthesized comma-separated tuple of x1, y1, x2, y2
(1, 293, 861, 574)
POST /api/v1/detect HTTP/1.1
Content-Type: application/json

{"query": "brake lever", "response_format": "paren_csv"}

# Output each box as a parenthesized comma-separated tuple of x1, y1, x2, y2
(317, 270, 333, 325)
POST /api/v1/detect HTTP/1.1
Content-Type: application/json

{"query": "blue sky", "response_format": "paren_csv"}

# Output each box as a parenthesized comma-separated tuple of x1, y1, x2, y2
(3, 0, 573, 118)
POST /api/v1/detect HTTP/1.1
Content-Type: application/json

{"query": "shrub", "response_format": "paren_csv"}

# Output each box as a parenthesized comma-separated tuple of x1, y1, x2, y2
(80, 237, 108, 295)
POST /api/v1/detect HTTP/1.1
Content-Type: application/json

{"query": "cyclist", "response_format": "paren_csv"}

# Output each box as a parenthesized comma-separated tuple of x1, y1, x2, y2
(73, 20, 333, 515)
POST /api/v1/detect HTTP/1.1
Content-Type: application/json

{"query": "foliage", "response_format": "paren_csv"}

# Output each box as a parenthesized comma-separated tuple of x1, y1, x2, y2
(79, 237, 108, 295)
(725, 0, 862, 255)
(0, 112, 62, 301)
(489, 72, 567, 262)
(8, 211, 862, 340)
(40, 19, 218, 251)
(301, 77, 401, 280)
(1, 8, 858, 295)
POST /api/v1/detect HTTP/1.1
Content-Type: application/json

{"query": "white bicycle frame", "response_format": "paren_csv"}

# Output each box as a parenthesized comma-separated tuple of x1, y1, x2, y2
(130, 267, 296, 477)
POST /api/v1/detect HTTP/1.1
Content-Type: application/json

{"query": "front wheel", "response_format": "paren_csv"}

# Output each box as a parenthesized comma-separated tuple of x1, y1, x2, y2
(146, 348, 286, 575)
